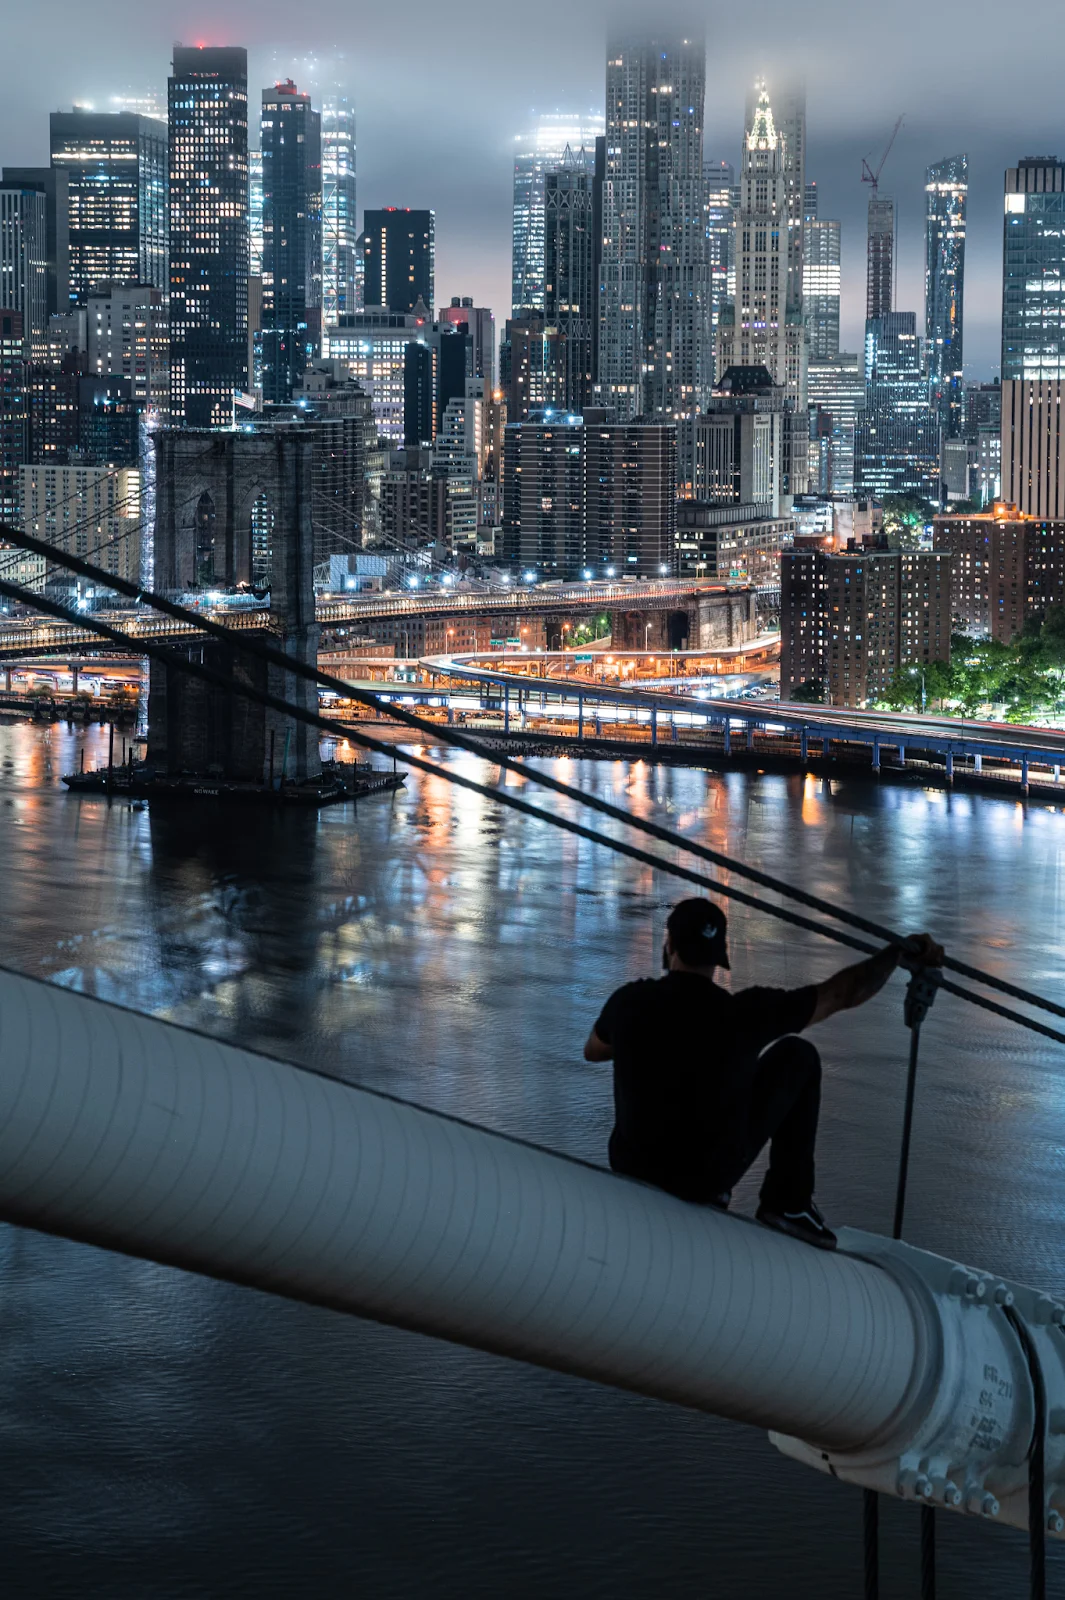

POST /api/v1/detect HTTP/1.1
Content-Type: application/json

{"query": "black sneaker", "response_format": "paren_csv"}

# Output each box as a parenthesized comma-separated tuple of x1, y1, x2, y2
(709, 1191, 732, 1212)
(756, 1199, 838, 1250)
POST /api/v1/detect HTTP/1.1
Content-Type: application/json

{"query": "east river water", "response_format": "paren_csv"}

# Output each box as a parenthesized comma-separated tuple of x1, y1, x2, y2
(2, 718, 1065, 1597)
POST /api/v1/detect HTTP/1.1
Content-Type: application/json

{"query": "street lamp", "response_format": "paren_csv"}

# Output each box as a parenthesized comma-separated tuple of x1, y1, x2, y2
(910, 665, 927, 714)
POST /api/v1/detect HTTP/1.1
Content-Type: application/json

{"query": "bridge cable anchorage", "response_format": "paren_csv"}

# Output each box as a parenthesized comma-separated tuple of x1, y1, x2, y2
(1, 524, 1062, 1036)
(4, 573, 1065, 1055)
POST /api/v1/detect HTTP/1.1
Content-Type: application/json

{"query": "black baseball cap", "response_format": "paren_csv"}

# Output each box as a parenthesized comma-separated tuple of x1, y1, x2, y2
(666, 898, 731, 969)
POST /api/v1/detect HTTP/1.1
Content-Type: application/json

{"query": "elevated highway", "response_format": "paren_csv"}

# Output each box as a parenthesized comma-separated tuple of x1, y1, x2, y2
(417, 653, 1065, 790)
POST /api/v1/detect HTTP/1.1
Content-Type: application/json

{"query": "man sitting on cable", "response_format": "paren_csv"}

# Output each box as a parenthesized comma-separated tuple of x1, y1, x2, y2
(584, 898, 944, 1249)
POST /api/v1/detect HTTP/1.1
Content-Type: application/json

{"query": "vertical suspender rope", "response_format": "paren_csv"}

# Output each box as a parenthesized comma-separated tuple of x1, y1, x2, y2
(864, 966, 942, 1600)
(1004, 1305, 1048, 1600)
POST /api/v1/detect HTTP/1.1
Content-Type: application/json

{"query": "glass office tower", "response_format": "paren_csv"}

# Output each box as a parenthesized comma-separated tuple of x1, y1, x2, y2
(321, 91, 357, 322)
(1002, 157, 1065, 380)
(856, 312, 939, 499)
(925, 153, 967, 439)
(260, 80, 322, 404)
(50, 109, 167, 303)
(168, 45, 249, 427)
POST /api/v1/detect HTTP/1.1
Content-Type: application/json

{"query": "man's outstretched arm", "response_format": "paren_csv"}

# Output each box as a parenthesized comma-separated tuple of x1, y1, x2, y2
(583, 1027, 613, 1062)
(809, 933, 944, 1026)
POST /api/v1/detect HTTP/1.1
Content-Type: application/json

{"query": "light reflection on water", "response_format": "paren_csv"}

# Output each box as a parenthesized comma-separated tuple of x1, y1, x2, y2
(1, 718, 1065, 1596)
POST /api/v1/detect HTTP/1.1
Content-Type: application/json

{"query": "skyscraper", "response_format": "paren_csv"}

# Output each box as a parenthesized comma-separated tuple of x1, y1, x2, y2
(511, 112, 605, 317)
(362, 209, 434, 314)
(168, 46, 250, 428)
(925, 154, 967, 440)
(437, 297, 495, 388)
(260, 80, 322, 404)
(704, 158, 735, 380)
(0, 186, 48, 343)
(717, 83, 808, 494)
(803, 218, 841, 362)
(2, 167, 69, 319)
(321, 91, 357, 322)
(1000, 160, 1065, 518)
(599, 32, 712, 422)
(867, 195, 895, 321)
(50, 109, 167, 302)
(0, 310, 28, 525)
(807, 354, 864, 496)
(543, 147, 600, 411)
(856, 312, 939, 500)
(1002, 158, 1065, 381)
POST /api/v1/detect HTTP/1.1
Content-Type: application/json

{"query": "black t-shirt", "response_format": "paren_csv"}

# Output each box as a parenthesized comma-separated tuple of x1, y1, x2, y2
(593, 971, 817, 1201)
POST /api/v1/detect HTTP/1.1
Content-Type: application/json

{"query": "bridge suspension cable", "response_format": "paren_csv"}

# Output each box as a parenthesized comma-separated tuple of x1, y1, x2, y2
(2, 521, 1061, 1038)
(0, 558, 1063, 1054)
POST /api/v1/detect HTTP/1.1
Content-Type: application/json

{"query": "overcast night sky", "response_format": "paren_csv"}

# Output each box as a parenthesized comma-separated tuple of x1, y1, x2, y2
(3, 0, 1056, 378)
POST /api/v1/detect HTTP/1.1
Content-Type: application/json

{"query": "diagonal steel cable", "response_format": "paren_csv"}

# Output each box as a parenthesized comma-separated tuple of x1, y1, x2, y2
(1, 519, 1061, 1031)
(1, 573, 1064, 1049)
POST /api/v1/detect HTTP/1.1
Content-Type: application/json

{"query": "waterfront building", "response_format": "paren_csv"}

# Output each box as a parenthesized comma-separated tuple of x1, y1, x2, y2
(543, 148, 601, 413)
(2, 167, 69, 320)
(1002, 158, 1065, 381)
(502, 410, 676, 578)
(49, 108, 167, 303)
(321, 91, 357, 322)
(717, 83, 808, 496)
(20, 459, 142, 586)
(437, 297, 495, 388)
(925, 155, 967, 440)
(168, 46, 250, 427)
(260, 81, 322, 404)
(511, 112, 604, 317)
(362, 209, 434, 315)
(867, 195, 894, 321)
(0, 186, 48, 344)
(856, 313, 939, 500)
(933, 504, 1065, 640)
(598, 33, 712, 423)
(676, 500, 793, 582)
(781, 545, 952, 706)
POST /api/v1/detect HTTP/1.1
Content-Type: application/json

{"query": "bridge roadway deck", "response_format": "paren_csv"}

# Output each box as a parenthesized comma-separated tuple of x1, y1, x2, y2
(0, 581, 729, 660)
(421, 653, 1065, 777)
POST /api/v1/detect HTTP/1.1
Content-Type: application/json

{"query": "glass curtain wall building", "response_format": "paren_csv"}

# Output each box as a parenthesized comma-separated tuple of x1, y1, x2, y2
(511, 112, 604, 317)
(803, 185, 841, 364)
(50, 109, 167, 304)
(168, 46, 250, 427)
(925, 153, 967, 439)
(856, 312, 939, 499)
(1002, 158, 1065, 380)
(321, 91, 357, 321)
(543, 147, 600, 412)
(599, 33, 712, 423)
(260, 81, 322, 404)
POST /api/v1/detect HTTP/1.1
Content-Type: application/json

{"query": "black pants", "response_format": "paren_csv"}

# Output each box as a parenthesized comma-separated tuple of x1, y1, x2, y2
(707, 1035, 822, 1211)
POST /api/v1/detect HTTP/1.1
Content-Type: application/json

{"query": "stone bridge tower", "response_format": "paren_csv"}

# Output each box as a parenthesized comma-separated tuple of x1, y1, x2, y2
(147, 429, 321, 783)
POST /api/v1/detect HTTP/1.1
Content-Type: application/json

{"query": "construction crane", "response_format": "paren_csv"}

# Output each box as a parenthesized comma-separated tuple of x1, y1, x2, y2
(862, 115, 904, 193)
